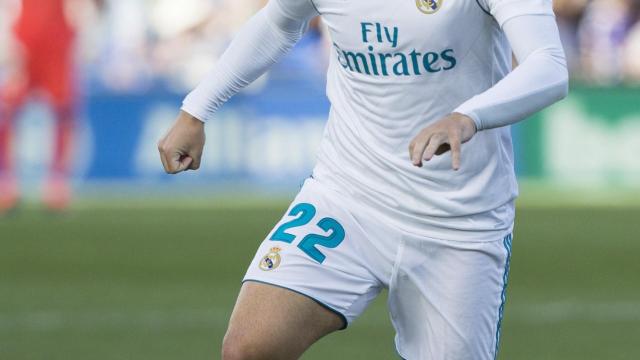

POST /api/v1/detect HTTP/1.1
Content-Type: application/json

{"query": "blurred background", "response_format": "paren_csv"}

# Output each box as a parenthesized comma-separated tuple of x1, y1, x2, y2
(0, 0, 639, 359)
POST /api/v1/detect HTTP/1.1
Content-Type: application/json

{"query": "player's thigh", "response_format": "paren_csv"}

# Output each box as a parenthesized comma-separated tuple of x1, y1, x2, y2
(389, 234, 513, 360)
(227, 178, 386, 359)
(222, 281, 343, 360)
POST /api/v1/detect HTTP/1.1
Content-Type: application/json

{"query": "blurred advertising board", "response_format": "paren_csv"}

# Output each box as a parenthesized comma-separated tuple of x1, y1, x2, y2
(14, 85, 640, 193)
(512, 87, 640, 187)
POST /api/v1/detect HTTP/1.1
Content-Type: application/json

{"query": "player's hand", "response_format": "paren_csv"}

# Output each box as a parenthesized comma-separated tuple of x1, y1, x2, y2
(157, 111, 206, 174)
(409, 113, 477, 170)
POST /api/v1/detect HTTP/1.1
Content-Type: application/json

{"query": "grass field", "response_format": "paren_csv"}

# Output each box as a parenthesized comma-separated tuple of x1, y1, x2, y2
(2, 202, 640, 359)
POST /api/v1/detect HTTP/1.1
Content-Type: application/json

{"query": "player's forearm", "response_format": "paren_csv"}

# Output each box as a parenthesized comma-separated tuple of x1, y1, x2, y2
(454, 15, 569, 131)
(182, 0, 315, 122)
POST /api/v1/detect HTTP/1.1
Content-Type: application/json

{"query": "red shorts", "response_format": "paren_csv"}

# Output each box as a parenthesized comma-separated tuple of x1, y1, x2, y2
(2, 40, 75, 108)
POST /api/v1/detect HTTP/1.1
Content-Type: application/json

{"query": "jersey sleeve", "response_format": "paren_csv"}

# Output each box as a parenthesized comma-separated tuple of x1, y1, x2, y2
(453, 14, 569, 131)
(181, 0, 318, 122)
(480, 0, 555, 27)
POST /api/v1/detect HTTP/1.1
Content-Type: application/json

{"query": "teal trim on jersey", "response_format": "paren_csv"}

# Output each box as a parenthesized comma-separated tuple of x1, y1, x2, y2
(494, 234, 513, 360)
(475, 0, 491, 16)
(242, 279, 348, 330)
(308, 0, 320, 15)
(394, 340, 408, 360)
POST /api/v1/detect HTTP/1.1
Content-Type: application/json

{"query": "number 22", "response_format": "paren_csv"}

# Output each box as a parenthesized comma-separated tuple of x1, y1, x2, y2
(270, 203, 345, 264)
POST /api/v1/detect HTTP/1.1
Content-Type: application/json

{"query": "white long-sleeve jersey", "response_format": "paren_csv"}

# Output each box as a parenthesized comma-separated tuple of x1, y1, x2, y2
(183, 0, 569, 241)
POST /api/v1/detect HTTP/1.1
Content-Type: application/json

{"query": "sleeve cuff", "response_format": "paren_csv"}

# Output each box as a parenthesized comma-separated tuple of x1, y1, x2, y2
(453, 106, 483, 131)
(180, 104, 209, 124)
(181, 93, 214, 123)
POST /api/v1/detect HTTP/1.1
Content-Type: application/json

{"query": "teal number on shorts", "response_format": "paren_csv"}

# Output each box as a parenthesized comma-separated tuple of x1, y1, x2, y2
(270, 203, 345, 263)
(298, 218, 345, 264)
(270, 203, 316, 243)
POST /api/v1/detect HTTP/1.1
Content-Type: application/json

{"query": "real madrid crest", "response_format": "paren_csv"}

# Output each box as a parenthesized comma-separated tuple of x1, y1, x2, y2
(259, 247, 282, 271)
(416, 0, 443, 14)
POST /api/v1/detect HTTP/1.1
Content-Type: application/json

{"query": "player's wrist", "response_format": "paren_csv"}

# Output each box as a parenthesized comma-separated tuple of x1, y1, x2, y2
(451, 112, 477, 138)
(178, 110, 205, 127)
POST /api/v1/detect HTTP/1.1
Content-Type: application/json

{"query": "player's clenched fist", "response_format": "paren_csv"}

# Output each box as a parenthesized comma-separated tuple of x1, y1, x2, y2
(409, 113, 477, 171)
(157, 111, 206, 174)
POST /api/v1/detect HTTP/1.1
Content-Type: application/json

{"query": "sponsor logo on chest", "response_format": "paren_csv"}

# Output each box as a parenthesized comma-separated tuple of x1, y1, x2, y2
(334, 21, 457, 77)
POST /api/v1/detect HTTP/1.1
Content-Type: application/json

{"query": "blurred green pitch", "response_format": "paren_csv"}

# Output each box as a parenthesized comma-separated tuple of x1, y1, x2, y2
(1, 200, 639, 359)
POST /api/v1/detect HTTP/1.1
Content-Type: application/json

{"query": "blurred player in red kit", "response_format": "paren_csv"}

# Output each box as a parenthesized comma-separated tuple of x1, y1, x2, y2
(0, 0, 100, 213)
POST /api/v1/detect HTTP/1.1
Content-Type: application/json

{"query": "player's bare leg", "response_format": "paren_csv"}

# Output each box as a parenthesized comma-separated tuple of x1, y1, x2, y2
(0, 88, 26, 214)
(221, 282, 344, 360)
(43, 103, 74, 211)
(0, 112, 19, 214)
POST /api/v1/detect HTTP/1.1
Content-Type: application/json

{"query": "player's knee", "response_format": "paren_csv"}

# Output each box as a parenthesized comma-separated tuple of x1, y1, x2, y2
(221, 332, 268, 360)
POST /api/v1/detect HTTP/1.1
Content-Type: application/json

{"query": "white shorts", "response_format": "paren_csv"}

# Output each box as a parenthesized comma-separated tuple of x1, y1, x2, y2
(244, 178, 513, 360)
